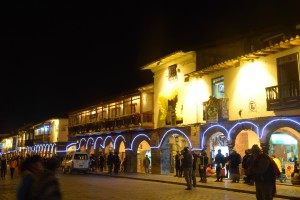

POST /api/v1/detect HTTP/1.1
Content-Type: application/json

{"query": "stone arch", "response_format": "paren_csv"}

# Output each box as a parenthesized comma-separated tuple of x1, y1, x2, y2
(93, 136, 104, 153)
(78, 138, 87, 152)
(261, 118, 300, 154)
(86, 137, 95, 155)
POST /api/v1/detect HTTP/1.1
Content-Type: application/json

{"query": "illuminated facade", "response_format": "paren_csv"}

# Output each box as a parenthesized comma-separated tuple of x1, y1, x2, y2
(11, 25, 299, 176)
(16, 118, 69, 158)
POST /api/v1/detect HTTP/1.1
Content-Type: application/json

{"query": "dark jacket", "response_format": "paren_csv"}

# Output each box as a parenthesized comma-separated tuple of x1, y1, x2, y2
(214, 153, 225, 168)
(182, 150, 193, 169)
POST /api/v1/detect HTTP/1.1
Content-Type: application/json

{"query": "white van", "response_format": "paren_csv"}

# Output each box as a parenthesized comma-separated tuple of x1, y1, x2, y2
(61, 152, 90, 174)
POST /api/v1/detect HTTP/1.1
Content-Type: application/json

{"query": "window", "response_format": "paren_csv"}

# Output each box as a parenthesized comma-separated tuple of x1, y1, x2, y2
(212, 76, 224, 99)
(277, 53, 299, 85)
(168, 64, 177, 80)
(277, 53, 299, 98)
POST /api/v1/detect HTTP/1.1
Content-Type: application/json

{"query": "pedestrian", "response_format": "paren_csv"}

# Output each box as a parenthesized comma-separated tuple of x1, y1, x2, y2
(225, 153, 230, 178)
(227, 149, 242, 183)
(199, 151, 208, 183)
(270, 154, 283, 183)
(242, 149, 254, 185)
(106, 151, 114, 174)
(191, 151, 197, 187)
(99, 152, 105, 172)
(113, 152, 120, 174)
(17, 155, 44, 200)
(0, 154, 7, 180)
(32, 157, 62, 200)
(214, 149, 225, 182)
(249, 144, 278, 200)
(143, 155, 151, 173)
(8, 156, 18, 179)
(174, 151, 181, 177)
(182, 147, 193, 190)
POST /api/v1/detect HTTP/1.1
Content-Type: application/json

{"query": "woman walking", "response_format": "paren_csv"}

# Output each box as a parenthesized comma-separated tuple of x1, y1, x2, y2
(9, 156, 18, 179)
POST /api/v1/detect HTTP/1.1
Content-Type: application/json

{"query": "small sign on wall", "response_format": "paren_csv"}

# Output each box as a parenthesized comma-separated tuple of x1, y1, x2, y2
(249, 101, 257, 111)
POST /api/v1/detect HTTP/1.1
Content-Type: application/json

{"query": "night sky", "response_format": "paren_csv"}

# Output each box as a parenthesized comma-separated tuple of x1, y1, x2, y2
(1, 1, 300, 134)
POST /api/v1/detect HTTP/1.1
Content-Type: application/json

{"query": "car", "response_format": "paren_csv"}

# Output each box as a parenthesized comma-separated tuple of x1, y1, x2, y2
(61, 152, 90, 174)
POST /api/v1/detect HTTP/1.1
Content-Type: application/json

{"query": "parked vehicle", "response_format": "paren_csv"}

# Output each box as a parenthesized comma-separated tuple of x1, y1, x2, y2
(61, 152, 90, 174)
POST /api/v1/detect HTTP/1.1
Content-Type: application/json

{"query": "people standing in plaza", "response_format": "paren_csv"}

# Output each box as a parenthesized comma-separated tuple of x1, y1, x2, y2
(199, 151, 208, 183)
(32, 157, 62, 200)
(214, 149, 225, 182)
(225, 153, 230, 178)
(99, 152, 105, 172)
(206, 164, 216, 177)
(0, 155, 7, 180)
(242, 149, 254, 185)
(227, 149, 242, 183)
(174, 151, 181, 177)
(17, 155, 43, 200)
(143, 155, 151, 173)
(250, 144, 278, 200)
(106, 151, 114, 174)
(191, 151, 197, 187)
(8, 156, 18, 179)
(113, 152, 120, 174)
(270, 154, 283, 183)
(182, 147, 193, 190)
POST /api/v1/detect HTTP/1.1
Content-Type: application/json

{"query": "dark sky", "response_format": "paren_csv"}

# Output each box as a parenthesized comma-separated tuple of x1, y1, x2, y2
(1, 1, 300, 134)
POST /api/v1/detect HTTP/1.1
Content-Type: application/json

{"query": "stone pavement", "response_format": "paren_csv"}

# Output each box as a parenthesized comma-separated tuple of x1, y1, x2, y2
(90, 171, 300, 199)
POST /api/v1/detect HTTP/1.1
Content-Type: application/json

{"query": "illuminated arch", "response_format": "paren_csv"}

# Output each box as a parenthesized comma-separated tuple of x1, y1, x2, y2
(126, 134, 150, 151)
(114, 135, 126, 150)
(94, 137, 104, 149)
(201, 125, 229, 150)
(228, 121, 259, 140)
(261, 118, 300, 139)
(151, 128, 193, 150)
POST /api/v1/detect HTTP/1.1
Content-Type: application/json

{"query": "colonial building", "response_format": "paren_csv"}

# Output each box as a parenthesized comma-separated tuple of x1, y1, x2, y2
(17, 118, 70, 158)
(21, 24, 300, 178)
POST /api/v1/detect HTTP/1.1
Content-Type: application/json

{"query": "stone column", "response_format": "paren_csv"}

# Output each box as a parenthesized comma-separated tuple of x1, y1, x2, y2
(125, 150, 137, 173)
(151, 149, 161, 174)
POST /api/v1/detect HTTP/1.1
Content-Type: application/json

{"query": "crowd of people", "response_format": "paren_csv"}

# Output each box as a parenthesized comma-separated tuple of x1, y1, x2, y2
(0, 146, 296, 200)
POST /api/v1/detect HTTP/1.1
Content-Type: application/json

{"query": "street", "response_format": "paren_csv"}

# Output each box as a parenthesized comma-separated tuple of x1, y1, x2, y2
(0, 172, 288, 200)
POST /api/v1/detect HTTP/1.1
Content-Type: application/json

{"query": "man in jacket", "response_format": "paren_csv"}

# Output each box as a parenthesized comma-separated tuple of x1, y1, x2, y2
(182, 147, 193, 190)
(214, 149, 225, 182)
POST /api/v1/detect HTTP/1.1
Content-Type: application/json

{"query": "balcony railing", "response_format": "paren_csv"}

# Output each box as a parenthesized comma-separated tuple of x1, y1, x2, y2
(69, 112, 154, 135)
(266, 81, 300, 111)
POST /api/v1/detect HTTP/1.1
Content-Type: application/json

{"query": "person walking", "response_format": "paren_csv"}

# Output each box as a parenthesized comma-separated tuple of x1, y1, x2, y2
(227, 149, 242, 183)
(182, 147, 193, 190)
(214, 149, 225, 182)
(8, 156, 18, 179)
(17, 155, 44, 200)
(0, 155, 7, 180)
(250, 144, 278, 200)
(31, 157, 62, 200)
(143, 155, 151, 173)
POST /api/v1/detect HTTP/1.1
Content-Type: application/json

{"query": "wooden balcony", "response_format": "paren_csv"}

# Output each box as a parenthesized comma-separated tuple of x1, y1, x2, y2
(69, 112, 154, 135)
(266, 81, 300, 111)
